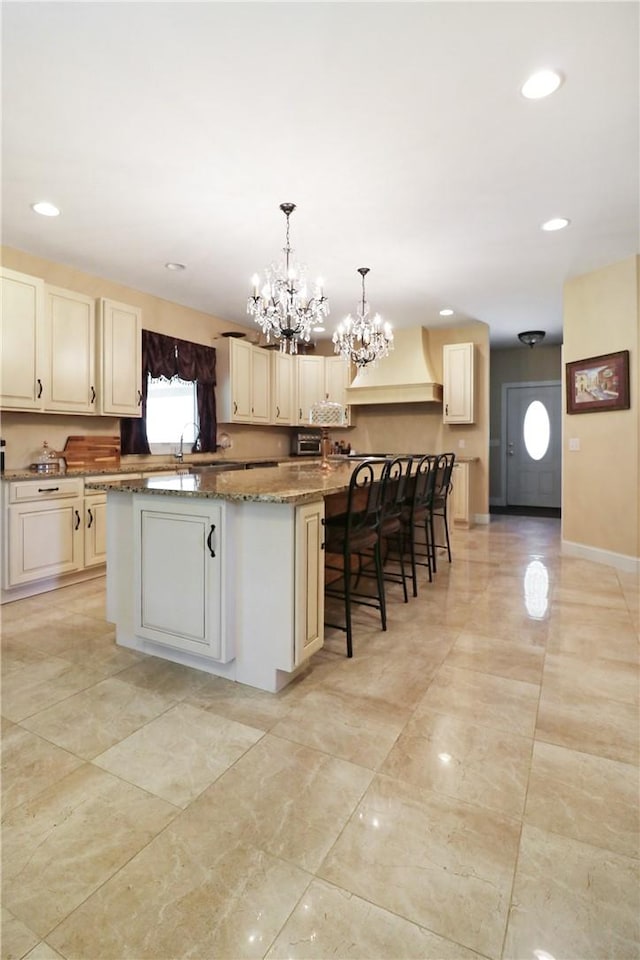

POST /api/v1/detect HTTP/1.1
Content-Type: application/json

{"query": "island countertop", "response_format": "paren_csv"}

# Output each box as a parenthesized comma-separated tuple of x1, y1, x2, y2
(85, 461, 362, 505)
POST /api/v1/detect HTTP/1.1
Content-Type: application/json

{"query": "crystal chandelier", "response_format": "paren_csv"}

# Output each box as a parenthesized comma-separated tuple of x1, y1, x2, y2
(247, 202, 329, 354)
(333, 267, 393, 369)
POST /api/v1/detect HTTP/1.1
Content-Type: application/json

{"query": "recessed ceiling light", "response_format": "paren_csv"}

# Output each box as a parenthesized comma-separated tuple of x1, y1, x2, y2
(541, 217, 570, 232)
(521, 70, 563, 100)
(165, 262, 186, 271)
(439, 308, 454, 317)
(312, 326, 325, 333)
(31, 201, 60, 217)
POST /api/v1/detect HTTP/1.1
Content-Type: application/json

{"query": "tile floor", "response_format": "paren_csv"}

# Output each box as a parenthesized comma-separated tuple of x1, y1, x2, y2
(1, 516, 639, 960)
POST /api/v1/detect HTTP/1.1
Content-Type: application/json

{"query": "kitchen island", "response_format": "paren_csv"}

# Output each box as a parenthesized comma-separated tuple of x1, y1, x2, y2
(88, 462, 359, 692)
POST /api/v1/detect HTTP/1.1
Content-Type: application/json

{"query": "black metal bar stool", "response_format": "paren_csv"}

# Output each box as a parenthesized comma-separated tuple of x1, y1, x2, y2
(324, 460, 387, 658)
(401, 454, 439, 596)
(430, 452, 456, 571)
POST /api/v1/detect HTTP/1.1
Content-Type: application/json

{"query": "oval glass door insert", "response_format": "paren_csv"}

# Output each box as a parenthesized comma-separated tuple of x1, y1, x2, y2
(523, 400, 550, 461)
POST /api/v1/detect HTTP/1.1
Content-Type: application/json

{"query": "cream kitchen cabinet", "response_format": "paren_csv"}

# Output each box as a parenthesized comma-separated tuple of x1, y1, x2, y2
(271, 350, 295, 424)
(83, 473, 143, 567)
(296, 355, 325, 424)
(216, 337, 270, 424)
(5, 478, 84, 587)
(133, 496, 230, 661)
(0, 268, 45, 411)
(98, 298, 143, 417)
(443, 342, 475, 423)
(44, 285, 97, 414)
(324, 356, 351, 426)
(451, 460, 471, 525)
(294, 500, 324, 663)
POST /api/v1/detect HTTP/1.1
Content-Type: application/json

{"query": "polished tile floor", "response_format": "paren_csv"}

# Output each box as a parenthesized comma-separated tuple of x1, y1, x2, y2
(2, 516, 639, 960)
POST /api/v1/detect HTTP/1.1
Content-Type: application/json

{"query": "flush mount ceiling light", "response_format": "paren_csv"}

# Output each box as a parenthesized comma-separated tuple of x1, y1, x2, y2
(333, 267, 393, 369)
(439, 308, 454, 317)
(247, 202, 329, 355)
(518, 330, 546, 348)
(31, 201, 60, 217)
(541, 217, 570, 232)
(165, 262, 186, 271)
(521, 69, 563, 100)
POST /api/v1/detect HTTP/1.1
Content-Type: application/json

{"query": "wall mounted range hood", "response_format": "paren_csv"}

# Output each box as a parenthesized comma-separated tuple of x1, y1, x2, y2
(345, 327, 443, 405)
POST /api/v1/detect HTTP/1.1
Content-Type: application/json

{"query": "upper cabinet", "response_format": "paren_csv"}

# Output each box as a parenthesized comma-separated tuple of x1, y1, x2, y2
(324, 356, 352, 426)
(44, 285, 96, 414)
(271, 351, 295, 425)
(215, 337, 271, 424)
(443, 342, 475, 424)
(0, 268, 45, 410)
(98, 298, 143, 417)
(296, 355, 325, 425)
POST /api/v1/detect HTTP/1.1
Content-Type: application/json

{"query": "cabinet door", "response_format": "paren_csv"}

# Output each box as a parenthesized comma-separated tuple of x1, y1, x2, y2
(297, 356, 325, 424)
(84, 496, 108, 566)
(250, 346, 271, 422)
(231, 338, 252, 421)
(99, 298, 142, 417)
(8, 498, 83, 586)
(272, 351, 295, 424)
(45, 286, 96, 414)
(135, 500, 227, 660)
(451, 461, 470, 525)
(324, 356, 351, 426)
(0, 268, 45, 410)
(443, 342, 475, 423)
(294, 500, 325, 664)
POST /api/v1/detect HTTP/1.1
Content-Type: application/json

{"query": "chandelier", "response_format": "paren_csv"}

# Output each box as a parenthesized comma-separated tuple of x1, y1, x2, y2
(247, 202, 329, 354)
(332, 267, 393, 369)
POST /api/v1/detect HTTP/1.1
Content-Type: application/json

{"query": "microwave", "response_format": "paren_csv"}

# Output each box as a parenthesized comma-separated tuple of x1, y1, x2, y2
(292, 431, 322, 456)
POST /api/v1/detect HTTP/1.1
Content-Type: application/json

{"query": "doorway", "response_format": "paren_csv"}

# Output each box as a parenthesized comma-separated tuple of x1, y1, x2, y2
(500, 381, 561, 510)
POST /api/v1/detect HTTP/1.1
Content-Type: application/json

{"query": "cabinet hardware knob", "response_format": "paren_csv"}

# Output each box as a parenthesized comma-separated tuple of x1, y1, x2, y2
(38, 486, 59, 493)
(37, 379, 43, 399)
(207, 523, 216, 558)
(87, 508, 93, 528)
(74, 509, 81, 530)
(90, 386, 96, 404)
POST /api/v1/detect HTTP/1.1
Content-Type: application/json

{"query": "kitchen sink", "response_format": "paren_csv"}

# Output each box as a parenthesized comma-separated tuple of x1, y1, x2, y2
(188, 462, 246, 474)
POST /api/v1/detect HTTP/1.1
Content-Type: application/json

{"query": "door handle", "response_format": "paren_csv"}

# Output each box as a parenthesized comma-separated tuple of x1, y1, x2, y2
(87, 508, 93, 528)
(207, 523, 216, 558)
(74, 509, 81, 530)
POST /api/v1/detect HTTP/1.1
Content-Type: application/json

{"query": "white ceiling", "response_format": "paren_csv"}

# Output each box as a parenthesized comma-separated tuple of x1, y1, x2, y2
(2, 2, 638, 347)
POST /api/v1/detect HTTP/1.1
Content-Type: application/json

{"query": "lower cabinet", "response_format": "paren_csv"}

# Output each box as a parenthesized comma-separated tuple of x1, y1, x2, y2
(294, 500, 324, 664)
(84, 494, 108, 567)
(7, 494, 84, 586)
(134, 498, 230, 662)
(451, 461, 470, 525)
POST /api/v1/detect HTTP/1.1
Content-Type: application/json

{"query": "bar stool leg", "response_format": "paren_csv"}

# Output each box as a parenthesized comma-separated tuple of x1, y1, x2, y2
(344, 549, 354, 658)
(374, 542, 387, 631)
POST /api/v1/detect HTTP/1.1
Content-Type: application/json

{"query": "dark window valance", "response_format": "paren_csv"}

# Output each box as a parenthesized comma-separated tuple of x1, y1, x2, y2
(121, 330, 217, 455)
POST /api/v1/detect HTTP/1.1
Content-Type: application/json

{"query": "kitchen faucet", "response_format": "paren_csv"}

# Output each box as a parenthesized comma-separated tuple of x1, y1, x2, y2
(175, 422, 200, 462)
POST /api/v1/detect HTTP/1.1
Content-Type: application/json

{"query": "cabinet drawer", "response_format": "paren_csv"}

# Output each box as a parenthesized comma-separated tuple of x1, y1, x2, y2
(9, 478, 83, 503)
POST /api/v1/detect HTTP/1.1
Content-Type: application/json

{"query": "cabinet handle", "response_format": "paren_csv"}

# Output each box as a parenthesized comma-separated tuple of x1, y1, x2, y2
(233, 401, 238, 414)
(87, 508, 93, 528)
(74, 509, 81, 530)
(445, 403, 448, 416)
(206, 523, 216, 558)
(137, 390, 143, 406)
(276, 405, 280, 418)
(90, 386, 96, 404)
(37, 379, 43, 399)
(38, 486, 59, 493)
(299, 408, 303, 419)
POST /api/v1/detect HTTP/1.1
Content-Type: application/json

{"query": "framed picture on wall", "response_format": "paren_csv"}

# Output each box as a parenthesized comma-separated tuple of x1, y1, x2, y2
(566, 350, 630, 414)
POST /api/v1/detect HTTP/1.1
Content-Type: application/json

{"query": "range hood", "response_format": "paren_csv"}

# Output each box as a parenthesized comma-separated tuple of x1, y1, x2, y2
(345, 327, 443, 405)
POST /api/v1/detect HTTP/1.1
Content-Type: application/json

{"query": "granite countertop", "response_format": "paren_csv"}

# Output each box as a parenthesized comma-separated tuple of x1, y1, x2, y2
(86, 461, 358, 505)
(1, 456, 299, 482)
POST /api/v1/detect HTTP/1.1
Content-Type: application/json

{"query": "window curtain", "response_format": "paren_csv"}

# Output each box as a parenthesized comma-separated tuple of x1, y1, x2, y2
(121, 330, 217, 454)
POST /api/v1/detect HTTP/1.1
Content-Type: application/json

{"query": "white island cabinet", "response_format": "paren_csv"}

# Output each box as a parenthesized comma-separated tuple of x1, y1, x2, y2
(101, 465, 333, 692)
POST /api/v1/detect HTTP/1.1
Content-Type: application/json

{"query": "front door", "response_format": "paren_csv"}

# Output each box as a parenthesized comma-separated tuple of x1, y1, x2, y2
(506, 383, 561, 508)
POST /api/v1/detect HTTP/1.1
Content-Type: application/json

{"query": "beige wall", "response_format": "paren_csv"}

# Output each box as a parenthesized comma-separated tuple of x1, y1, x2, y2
(1, 246, 292, 468)
(489, 345, 562, 501)
(562, 256, 639, 564)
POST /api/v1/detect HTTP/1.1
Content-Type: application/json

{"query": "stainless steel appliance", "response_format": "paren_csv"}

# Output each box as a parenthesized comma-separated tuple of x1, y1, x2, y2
(291, 431, 322, 456)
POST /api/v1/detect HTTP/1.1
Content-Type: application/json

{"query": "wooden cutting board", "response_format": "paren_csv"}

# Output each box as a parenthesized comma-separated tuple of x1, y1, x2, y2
(63, 435, 121, 470)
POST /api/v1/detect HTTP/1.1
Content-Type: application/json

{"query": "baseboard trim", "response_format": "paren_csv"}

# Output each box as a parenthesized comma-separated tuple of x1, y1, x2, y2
(561, 539, 640, 574)
(1, 567, 106, 604)
(474, 513, 490, 525)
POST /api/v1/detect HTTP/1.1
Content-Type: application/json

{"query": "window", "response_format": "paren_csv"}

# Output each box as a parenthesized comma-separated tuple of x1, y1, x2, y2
(146, 376, 199, 455)
(523, 400, 550, 461)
